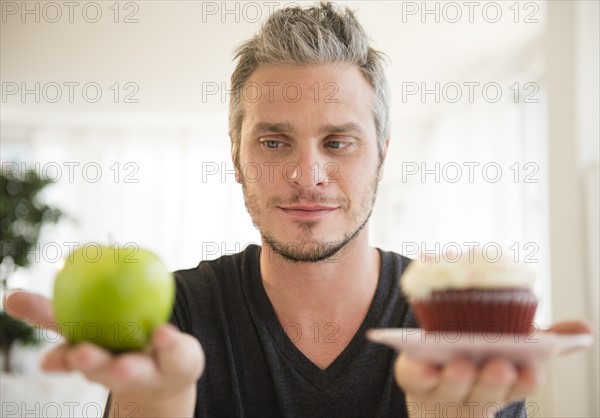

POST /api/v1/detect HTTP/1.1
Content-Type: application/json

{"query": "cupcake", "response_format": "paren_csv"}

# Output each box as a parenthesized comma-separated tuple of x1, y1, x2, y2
(401, 252, 538, 334)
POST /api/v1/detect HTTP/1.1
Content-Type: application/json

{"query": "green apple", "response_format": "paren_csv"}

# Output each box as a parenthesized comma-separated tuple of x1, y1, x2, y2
(53, 244, 175, 351)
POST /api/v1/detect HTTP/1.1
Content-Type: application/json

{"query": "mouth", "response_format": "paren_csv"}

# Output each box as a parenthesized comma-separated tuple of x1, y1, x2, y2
(278, 204, 339, 220)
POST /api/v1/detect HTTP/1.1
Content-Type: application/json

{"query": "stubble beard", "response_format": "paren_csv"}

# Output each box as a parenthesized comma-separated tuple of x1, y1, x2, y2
(240, 167, 381, 263)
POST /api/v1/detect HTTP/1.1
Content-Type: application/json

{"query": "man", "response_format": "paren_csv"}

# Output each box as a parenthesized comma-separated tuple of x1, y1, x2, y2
(5, 3, 590, 417)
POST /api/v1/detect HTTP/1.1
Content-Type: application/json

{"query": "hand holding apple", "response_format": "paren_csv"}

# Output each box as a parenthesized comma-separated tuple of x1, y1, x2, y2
(5, 290, 205, 418)
(53, 244, 174, 351)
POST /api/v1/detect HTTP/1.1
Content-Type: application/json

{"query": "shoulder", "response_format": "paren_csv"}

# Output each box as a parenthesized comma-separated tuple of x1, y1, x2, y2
(372, 248, 419, 328)
(169, 244, 260, 331)
(173, 244, 260, 288)
(377, 247, 413, 277)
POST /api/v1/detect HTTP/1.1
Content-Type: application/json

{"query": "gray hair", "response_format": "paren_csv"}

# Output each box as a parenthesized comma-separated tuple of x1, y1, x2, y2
(229, 2, 390, 164)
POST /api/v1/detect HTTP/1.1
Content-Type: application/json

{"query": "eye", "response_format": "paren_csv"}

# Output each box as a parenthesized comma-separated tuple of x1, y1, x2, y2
(264, 140, 280, 149)
(260, 139, 287, 150)
(325, 139, 352, 150)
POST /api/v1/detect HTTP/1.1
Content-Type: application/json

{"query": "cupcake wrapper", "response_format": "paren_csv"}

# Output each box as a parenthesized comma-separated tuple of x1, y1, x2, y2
(412, 289, 538, 334)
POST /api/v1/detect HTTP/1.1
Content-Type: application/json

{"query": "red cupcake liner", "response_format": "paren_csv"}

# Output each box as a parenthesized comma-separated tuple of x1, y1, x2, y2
(411, 289, 538, 334)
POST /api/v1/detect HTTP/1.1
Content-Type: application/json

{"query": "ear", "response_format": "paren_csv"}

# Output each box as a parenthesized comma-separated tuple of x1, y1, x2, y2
(377, 134, 391, 181)
(229, 131, 241, 184)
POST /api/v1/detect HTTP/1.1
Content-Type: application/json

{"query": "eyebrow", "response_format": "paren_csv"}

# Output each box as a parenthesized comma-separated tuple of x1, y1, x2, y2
(250, 122, 365, 136)
(318, 122, 365, 136)
(250, 122, 295, 136)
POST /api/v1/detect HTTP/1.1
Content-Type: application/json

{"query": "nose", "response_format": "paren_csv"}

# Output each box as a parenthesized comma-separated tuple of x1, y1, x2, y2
(286, 144, 332, 189)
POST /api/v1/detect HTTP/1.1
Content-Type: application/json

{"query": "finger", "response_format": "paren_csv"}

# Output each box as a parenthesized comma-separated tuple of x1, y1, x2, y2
(547, 320, 593, 335)
(64, 346, 160, 393)
(394, 352, 440, 396)
(506, 363, 545, 403)
(41, 344, 71, 371)
(110, 351, 163, 392)
(466, 357, 518, 413)
(153, 324, 205, 383)
(4, 291, 56, 328)
(93, 325, 204, 394)
(75, 325, 201, 395)
(431, 357, 477, 403)
(63, 342, 113, 378)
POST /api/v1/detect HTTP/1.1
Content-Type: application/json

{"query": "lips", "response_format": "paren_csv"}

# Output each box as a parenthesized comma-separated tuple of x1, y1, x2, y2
(278, 203, 338, 220)
(280, 204, 338, 211)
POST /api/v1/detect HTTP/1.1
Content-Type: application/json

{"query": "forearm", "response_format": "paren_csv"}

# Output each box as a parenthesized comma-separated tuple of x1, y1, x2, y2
(105, 387, 197, 418)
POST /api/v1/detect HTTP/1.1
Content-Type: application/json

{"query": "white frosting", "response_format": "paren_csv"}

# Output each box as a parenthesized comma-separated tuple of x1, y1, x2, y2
(401, 252, 536, 299)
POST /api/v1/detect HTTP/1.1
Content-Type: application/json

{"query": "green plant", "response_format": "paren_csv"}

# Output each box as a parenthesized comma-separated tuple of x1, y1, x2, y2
(1, 169, 62, 276)
(0, 311, 39, 371)
(0, 168, 62, 371)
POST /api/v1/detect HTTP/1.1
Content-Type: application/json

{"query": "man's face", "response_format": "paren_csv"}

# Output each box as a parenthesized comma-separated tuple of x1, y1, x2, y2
(234, 63, 386, 262)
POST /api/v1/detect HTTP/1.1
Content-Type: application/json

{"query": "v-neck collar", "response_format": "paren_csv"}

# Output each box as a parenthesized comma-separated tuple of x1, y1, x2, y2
(241, 244, 392, 391)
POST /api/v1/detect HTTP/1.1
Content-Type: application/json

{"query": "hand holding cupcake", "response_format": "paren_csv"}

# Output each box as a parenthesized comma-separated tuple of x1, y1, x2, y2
(392, 251, 593, 418)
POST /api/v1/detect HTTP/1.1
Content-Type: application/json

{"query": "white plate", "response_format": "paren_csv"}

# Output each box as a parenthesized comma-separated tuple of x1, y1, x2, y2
(366, 328, 594, 365)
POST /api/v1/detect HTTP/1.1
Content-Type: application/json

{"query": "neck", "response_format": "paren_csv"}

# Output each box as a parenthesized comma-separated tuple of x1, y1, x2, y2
(259, 227, 380, 324)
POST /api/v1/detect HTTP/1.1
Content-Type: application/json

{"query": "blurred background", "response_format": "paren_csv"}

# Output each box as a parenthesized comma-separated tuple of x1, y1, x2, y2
(1, 0, 598, 416)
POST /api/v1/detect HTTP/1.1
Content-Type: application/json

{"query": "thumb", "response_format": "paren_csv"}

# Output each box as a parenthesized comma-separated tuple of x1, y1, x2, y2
(153, 324, 205, 383)
(4, 290, 56, 328)
(547, 320, 593, 335)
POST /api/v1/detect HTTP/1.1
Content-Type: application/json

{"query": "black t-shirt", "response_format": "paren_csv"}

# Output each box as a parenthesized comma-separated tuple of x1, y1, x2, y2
(104, 244, 526, 417)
